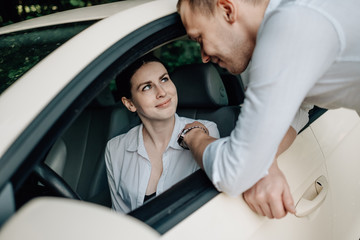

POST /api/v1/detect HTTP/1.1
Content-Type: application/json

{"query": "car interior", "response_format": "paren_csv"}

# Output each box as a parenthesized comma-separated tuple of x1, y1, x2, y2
(13, 38, 245, 215)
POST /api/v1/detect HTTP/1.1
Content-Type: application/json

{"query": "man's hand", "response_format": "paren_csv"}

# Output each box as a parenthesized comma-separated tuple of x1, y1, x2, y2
(181, 121, 217, 169)
(243, 160, 296, 219)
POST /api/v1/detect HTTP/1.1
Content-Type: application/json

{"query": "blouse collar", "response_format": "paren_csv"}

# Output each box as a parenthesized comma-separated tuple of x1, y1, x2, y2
(125, 114, 183, 156)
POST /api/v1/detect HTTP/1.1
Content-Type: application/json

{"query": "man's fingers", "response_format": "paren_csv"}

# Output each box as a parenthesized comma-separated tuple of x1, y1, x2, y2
(243, 192, 258, 214)
(269, 197, 286, 219)
(245, 201, 257, 214)
(260, 203, 274, 219)
(243, 162, 296, 219)
(244, 191, 266, 217)
(283, 184, 296, 214)
(252, 203, 266, 217)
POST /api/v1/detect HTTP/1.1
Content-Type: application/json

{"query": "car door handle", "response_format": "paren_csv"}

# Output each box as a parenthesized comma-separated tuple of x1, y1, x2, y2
(295, 175, 328, 217)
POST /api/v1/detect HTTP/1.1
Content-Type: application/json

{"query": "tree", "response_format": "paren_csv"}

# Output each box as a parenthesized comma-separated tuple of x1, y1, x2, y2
(0, 0, 119, 27)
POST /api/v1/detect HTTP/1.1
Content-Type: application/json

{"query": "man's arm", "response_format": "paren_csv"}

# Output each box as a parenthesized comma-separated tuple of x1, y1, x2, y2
(183, 123, 298, 219)
(183, 123, 297, 219)
(243, 126, 296, 219)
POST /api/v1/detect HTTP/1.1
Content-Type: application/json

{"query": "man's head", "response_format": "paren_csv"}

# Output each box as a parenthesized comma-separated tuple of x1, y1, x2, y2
(177, 0, 216, 15)
(177, 0, 268, 74)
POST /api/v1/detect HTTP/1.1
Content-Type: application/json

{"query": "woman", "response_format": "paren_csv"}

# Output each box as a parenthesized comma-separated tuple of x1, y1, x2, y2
(105, 54, 219, 213)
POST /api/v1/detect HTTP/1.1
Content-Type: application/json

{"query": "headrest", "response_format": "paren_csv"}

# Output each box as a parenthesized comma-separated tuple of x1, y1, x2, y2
(171, 63, 228, 108)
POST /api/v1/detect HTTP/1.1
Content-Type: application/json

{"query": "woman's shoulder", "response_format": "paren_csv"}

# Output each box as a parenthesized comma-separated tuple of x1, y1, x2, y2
(107, 125, 141, 148)
(176, 115, 219, 138)
(178, 115, 216, 127)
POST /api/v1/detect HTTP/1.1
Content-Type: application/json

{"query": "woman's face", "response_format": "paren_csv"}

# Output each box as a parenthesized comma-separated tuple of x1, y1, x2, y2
(123, 61, 178, 122)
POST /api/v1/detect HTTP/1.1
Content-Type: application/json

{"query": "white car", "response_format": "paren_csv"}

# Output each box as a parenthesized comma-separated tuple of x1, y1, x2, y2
(0, 1, 360, 239)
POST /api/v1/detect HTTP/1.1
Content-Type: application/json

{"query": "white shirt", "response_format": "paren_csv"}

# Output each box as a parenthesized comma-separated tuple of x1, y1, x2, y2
(204, 0, 360, 196)
(105, 114, 219, 213)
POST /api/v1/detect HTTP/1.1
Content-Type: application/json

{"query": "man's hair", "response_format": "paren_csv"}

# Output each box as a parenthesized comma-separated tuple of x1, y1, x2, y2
(116, 54, 164, 99)
(177, 0, 266, 14)
(177, 0, 216, 15)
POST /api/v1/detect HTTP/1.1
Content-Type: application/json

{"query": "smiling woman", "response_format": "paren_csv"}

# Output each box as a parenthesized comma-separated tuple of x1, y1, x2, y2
(105, 54, 219, 213)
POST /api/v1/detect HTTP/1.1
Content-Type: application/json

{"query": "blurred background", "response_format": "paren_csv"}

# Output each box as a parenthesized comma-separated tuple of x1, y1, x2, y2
(0, 0, 120, 27)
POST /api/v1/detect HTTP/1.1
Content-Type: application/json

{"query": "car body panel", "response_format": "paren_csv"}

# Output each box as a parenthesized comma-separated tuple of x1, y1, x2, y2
(310, 108, 359, 158)
(162, 125, 332, 239)
(0, 0, 151, 35)
(311, 108, 360, 239)
(0, 197, 160, 239)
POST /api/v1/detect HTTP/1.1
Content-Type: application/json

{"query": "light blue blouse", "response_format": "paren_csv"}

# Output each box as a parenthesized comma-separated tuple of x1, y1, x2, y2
(105, 114, 219, 213)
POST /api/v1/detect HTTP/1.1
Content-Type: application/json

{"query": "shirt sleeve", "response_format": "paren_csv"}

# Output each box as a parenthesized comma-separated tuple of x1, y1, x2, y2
(104, 139, 129, 213)
(204, 121, 220, 138)
(291, 103, 313, 133)
(203, 5, 340, 196)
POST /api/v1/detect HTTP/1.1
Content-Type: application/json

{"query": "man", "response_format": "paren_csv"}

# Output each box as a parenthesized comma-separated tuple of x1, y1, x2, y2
(176, 0, 360, 219)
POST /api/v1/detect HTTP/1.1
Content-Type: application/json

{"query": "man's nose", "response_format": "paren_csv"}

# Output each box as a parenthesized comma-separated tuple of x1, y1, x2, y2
(201, 48, 211, 63)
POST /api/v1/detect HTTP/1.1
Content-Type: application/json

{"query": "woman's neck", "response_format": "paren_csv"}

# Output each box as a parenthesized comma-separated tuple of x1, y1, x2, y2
(141, 116, 176, 152)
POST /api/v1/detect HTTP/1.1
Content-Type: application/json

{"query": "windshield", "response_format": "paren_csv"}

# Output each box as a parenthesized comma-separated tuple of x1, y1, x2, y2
(0, 21, 96, 95)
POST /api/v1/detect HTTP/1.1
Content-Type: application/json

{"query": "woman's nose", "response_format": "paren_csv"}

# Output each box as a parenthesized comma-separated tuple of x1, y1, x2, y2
(156, 85, 166, 98)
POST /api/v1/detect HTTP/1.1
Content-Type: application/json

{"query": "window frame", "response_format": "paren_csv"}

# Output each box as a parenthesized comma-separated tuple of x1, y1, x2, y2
(0, 12, 186, 200)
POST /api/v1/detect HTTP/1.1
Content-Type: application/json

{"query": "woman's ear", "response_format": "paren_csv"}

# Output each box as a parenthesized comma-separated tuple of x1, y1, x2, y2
(217, 0, 236, 23)
(121, 97, 137, 112)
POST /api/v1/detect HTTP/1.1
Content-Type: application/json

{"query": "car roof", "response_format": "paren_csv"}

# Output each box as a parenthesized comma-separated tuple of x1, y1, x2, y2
(0, 0, 151, 35)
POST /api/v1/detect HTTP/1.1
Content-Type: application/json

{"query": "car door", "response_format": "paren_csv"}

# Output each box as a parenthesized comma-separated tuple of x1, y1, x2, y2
(310, 108, 360, 239)
(161, 120, 332, 240)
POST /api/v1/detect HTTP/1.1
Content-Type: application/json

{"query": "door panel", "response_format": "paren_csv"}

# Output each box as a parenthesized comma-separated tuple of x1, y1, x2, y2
(310, 108, 359, 158)
(311, 108, 360, 240)
(162, 126, 331, 239)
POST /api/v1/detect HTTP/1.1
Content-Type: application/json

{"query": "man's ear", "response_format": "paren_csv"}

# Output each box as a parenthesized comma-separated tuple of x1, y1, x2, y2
(217, 0, 236, 23)
(121, 97, 137, 112)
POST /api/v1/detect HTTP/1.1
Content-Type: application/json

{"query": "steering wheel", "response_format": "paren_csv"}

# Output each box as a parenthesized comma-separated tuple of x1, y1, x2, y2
(33, 162, 81, 200)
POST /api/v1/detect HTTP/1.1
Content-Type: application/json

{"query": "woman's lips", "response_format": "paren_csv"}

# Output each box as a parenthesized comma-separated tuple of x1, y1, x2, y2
(156, 98, 171, 108)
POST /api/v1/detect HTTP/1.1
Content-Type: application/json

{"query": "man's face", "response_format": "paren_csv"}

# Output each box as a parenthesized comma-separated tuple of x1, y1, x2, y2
(179, 1, 255, 74)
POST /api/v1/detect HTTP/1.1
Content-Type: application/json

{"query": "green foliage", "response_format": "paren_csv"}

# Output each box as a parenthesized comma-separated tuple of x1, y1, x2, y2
(156, 39, 202, 73)
(0, 0, 120, 27)
(70, 0, 87, 7)
(0, 21, 93, 95)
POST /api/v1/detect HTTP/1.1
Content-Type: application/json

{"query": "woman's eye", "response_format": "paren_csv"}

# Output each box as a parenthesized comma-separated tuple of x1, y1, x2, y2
(142, 84, 151, 91)
(161, 77, 169, 83)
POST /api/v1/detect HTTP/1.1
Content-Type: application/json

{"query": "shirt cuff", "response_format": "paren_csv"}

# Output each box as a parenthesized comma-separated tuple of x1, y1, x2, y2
(203, 137, 229, 187)
(291, 103, 313, 133)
